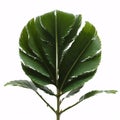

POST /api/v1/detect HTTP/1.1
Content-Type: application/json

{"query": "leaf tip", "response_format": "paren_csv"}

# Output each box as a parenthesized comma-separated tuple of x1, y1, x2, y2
(4, 82, 10, 87)
(104, 90, 118, 94)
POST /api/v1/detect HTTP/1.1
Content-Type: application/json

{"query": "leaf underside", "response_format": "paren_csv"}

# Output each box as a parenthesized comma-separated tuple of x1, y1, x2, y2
(18, 10, 101, 94)
(4, 80, 37, 91)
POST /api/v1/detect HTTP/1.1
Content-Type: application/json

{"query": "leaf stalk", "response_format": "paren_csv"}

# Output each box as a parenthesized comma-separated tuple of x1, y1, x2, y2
(35, 91, 56, 113)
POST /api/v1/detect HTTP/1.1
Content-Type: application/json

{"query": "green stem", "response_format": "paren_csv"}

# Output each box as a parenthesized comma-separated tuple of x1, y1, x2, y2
(61, 100, 80, 114)
(35, 91, 56, 113)
(55, 10, 61, 120)
(56, 89, 61, 120)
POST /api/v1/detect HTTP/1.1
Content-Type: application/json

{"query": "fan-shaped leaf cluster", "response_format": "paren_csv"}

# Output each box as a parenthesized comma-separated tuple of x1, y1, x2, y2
(19, 10, 101, 94)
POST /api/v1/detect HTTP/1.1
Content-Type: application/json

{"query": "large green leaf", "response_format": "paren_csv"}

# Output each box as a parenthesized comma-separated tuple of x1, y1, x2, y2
(19, 10, 101, 94)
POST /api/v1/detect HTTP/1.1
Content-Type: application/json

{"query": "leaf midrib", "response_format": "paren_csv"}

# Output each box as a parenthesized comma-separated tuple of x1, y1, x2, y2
(55, 10, 59, 86)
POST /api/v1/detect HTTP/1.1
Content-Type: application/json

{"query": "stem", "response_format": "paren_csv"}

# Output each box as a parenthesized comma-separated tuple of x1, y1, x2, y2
(55, 10, 61, 120)
(35, 91, 56, 113)
(61, 100, 80, 114)
(56, 89, 61, 120)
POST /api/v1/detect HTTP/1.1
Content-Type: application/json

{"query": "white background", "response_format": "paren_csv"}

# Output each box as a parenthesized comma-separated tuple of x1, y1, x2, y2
(0, 0, 120, 120)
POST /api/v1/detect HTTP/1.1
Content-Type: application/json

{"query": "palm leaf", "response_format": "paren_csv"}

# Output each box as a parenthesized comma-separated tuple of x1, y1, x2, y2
(19, 10, 101, 94)
(5, 11, 117, 119)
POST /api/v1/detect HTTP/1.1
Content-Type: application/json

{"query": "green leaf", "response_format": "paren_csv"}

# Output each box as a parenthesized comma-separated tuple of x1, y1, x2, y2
(60, 15, 82, 62)
(79, 90, 103, 102)
(59, 22, 101, 92)
(56, 10, 75, 39)
(79, 90, 117, 103)
(104, 90, 117, 94)
(19, 27, 36, 57)
(61, 89, 117, 113)
(35, 16, 55, 68)
(63, 15, 82, 46)
(62, 70, 96, 93)
(70, 52, 101, 77)
(22, 63, 53, 86)
(4, 80, 37, 91)
(34, 83, 55, 96)
(20, 17, 56, 84)
(19, 10, 101, 93)
(40, 11, 55, 38)
(20, 50, 50, 77)
(40, 10, 75, 39)
(66, 86, 83, 98)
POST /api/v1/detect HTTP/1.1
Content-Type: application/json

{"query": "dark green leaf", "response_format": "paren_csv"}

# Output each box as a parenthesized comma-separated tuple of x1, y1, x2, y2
(22, 63, 52, 86)
(56, 10, 75, 39)
(4, 80, 37, 91)
(63, 15, 82, 48)
(62, 70, 96, 93)
(59, 15, 82, 63)
(19, 10, 101, 93)
(79, 90, 103, 102)
(70, 52, 101, 77)
(40, 11, 55, 38)
(20, 50, 50, 77)
(34, 83, 55, 96)
(35, 16, 54, 44)
(26, 18, 44, 60)
(59, 22, 101, 92)
(66, 86, 83, 98)
(19, 27, 36, 57)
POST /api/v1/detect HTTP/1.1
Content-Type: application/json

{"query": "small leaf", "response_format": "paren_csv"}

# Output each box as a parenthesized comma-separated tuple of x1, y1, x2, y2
(63, 15, 82, 47)
(4, 80, 37, 91)
(70, 52, 101, 77)
(35, 83, 55, 96)
(79, 90, 117, 103)
(20, 50, 50, 77)
(19, 26, 35, 57)
(79, 90, 102, 102)
(22, 63, 53, 86)
(66, 86, 83, 98)
(56, 10, 75, 38)
(40, 11, 55, 38)
(62, 70, 96, 93)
